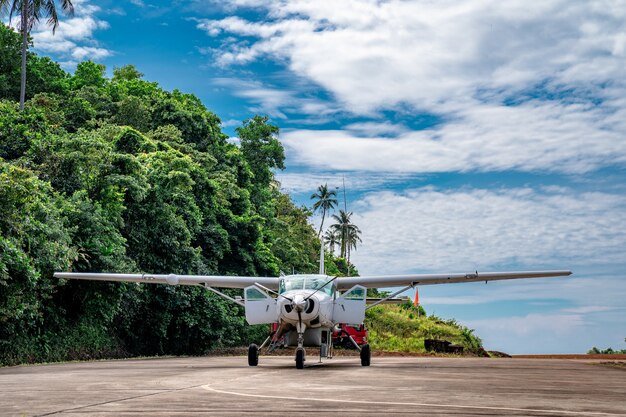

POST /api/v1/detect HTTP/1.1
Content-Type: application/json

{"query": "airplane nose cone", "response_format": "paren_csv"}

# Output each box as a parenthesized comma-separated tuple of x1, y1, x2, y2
(293, 294, 306, 312)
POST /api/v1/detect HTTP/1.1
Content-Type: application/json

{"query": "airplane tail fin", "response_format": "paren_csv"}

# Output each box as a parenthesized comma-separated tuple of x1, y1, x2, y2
(319, 237, 325, 275)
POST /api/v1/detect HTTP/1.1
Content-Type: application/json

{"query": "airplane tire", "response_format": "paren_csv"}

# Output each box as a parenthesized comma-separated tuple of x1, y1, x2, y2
(295, 348, 305, 369)
(248, 344, 259, 366)
(360, 344, 371, 366)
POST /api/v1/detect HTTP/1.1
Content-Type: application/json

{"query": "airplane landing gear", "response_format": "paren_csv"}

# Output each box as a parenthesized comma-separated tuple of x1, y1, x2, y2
(294, 321, 306, 369)
(248, 344, 259, 366)
(295, 347, 305, 369)
(360, 344, 371, 366)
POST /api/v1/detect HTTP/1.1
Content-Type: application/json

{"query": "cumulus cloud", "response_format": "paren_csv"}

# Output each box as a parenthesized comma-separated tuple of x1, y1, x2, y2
(349, 187, 626, 274)
(71, 46, 111, 60)
(281, 97, 626, 174)
(213, 77, 338, 119)
(197, 0, 626, 174)
(198, 0, 626, 112)
(30, 0, 112, 64)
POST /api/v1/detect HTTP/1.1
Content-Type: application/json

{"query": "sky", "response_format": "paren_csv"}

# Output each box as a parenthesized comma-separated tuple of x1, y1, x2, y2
(9, 0, 626, 354)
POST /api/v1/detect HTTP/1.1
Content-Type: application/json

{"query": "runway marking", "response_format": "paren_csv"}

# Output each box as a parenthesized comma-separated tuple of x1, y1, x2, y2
(201, 384, 626, 416)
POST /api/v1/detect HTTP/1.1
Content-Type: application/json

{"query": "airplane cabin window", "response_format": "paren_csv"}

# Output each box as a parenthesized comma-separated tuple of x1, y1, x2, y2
(343, 287, 365, 300)
(245, 287, 268, 300)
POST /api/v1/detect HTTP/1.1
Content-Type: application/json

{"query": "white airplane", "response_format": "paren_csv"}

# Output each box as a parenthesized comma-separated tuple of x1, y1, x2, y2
(54, 247, 571, 369)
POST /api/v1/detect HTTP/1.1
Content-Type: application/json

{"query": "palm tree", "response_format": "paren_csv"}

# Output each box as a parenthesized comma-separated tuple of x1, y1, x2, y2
(310, 183, 338, 237)
(330, 210, 361, 259)
(323, 228, 340, 255)
(345, 224, 362, 265)
(1, 0, 74, 110)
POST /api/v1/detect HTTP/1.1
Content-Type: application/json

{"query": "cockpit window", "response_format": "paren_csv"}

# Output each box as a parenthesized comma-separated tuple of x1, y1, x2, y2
(281, 277, 305, 292)
(279, 275, 335, 296)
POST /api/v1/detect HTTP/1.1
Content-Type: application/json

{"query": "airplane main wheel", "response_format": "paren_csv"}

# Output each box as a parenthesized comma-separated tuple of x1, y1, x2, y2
(360, 344, 371, 366)
(295, 348, 305, 369)
(248, 344, 259, 366)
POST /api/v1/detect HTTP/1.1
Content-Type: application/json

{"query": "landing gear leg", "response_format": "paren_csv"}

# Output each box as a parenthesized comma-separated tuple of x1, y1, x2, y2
(295, 322, 306, 369)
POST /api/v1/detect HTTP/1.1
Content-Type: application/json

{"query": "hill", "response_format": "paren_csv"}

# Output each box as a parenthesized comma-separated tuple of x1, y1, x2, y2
(365, 302, 484, 355)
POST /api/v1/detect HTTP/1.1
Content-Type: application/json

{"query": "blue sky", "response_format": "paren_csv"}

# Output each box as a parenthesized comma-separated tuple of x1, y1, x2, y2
(12, 0, 626, 354)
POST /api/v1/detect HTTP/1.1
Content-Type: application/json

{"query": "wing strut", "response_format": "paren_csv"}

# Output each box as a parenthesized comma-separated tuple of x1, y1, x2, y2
(203, 284, 245, 307)
(365, 283, 415, 310)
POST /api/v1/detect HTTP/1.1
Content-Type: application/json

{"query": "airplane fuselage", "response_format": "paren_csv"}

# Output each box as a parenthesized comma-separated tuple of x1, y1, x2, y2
(259, 274, 365, 348)
(278, 289, 334, 328)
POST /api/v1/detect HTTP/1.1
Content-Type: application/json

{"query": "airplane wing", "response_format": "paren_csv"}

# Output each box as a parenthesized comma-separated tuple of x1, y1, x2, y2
(53, 272, 280, 290)
(335, 270, 572, 290)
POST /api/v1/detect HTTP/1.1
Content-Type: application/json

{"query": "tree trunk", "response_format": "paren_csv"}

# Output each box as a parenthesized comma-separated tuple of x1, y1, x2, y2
(19, 1, 28, 111)
(318, 207, 326, 237)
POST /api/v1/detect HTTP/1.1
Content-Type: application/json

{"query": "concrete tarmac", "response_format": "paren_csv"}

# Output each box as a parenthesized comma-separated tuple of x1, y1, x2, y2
(1, 356, 625, 416)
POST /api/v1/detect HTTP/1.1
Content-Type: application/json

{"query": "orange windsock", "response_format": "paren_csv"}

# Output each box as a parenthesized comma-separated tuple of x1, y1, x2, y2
(413, 288, 419, 306)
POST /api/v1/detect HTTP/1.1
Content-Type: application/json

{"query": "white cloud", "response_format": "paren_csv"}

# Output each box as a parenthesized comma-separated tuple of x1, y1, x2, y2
(198, 0, 626, 113)
(464, 313, 586, 353)
(213, 77, 338, 119)
(30, 1, 112, 64)
(276, 171, 419, 194)
(344, 121, 409, 137)
(71, 46, 111, 60)
(424, 275, 626, 315)
(198, 0, 626, 174)
(463, 303, 626, 354)
(221, 118, 242, 128)
(280, 97, 626, 174)
(349, 187, 626, 274)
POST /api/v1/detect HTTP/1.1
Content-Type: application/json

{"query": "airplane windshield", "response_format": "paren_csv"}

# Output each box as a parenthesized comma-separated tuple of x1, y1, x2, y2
(279, 275, 334, 296)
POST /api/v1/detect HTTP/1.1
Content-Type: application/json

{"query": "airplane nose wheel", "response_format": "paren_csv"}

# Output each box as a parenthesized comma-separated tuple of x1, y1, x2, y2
(295, 347, 305, 369)
(248, 344, 259, 366)
(360, 344, 371, 366)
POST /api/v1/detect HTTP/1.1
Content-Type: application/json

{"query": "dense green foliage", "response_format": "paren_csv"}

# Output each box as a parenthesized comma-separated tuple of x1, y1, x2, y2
(0, 23, 347, 365)
(365, 302, 484, 354)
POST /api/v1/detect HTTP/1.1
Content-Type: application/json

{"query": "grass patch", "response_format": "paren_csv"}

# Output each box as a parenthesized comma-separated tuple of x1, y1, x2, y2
(365, 302, 484, 354)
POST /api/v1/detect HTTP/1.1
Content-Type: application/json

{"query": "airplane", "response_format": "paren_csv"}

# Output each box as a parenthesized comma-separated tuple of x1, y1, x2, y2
(54, 243, 572, 369)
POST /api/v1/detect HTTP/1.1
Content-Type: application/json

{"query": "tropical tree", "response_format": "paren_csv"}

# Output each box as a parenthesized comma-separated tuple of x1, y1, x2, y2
(310, 183, 338, 237)
(236, 115, 285, 209)
(0, 0, 74, 110)
(345, 224, 362, 264)
(324, 228, 340, 255)
(330, 210, 361, 259)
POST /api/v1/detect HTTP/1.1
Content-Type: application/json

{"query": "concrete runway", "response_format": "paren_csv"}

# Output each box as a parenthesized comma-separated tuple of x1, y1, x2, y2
(1, 356, 625, 416)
